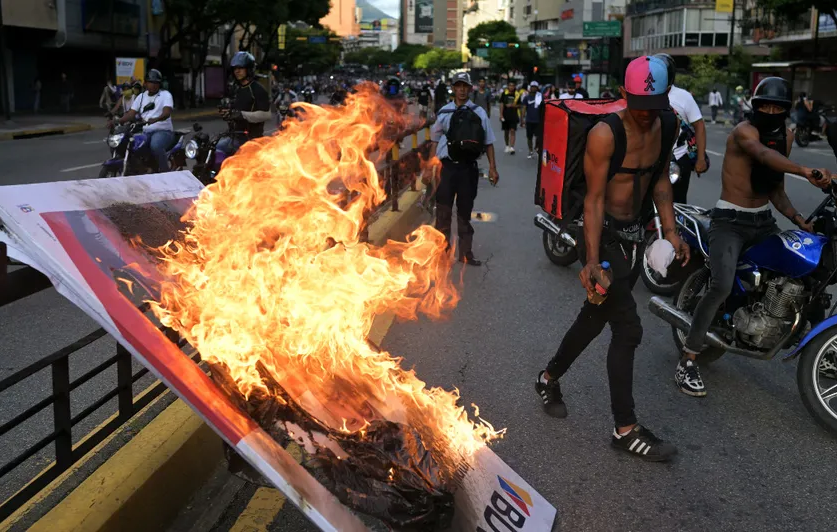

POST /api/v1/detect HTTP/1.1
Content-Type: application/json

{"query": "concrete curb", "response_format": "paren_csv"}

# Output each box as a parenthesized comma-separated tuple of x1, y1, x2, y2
(177, 109, 217, 120)
(0, 123, 93, 141)
(27, 187, 429, 532)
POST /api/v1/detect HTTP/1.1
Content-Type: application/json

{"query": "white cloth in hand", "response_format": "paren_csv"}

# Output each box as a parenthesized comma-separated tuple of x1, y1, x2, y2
(646, 238, 675, 277)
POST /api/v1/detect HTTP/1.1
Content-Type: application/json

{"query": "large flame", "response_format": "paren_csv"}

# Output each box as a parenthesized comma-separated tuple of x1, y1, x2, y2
(150, 84, 502, 469)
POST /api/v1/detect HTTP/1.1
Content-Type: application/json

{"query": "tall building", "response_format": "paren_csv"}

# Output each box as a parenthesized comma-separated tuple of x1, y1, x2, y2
(321, 0, 361, 37)
(402, 0, 435, 45)
(434, 0, 464, 49)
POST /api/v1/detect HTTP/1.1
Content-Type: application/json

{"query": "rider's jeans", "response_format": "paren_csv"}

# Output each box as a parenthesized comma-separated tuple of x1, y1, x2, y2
(147, 129, 174, 173)
(546, 229, 642, 428)
(684, 208, 779, 354)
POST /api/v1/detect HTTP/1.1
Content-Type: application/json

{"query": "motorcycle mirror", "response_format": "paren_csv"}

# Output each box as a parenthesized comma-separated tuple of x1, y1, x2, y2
(193, 122, 203, 132)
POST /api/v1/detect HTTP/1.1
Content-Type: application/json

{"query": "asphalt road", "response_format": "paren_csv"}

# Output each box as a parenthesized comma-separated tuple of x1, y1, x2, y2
(379, 117, 837, 532)
(3, 109, 837, 529)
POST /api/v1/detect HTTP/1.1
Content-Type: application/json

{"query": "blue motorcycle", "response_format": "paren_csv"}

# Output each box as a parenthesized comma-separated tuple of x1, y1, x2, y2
(99, 118, 189, 177)
(650, 178, 837, 435)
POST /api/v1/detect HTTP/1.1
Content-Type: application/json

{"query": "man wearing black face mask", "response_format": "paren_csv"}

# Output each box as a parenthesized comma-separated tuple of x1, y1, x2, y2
(676, 77, 833, 398)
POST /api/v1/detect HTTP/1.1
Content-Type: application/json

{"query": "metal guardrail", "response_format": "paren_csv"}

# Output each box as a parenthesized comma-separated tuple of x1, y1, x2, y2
(0, 119, 435, 522)
(0, 242, 200, 522)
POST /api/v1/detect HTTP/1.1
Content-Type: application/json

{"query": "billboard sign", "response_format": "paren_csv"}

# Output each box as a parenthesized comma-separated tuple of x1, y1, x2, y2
(415, 0, 433, 34)
(116, 57, 145, 84)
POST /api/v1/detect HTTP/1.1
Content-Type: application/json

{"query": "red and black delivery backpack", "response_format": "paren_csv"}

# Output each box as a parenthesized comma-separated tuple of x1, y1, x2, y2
(535, 98, 677, 223)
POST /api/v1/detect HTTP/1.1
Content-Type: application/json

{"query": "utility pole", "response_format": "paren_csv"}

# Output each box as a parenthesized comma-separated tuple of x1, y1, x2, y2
(725, 0, 736, 115)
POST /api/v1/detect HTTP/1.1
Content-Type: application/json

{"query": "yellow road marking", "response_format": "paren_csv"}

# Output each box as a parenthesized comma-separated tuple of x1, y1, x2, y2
(229, 443, 302, 531)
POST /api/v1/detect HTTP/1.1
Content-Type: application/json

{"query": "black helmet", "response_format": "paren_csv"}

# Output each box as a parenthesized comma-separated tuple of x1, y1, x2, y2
(653, 53, 675, 85)
(231, 51, 256, 78)
(751, 77, 792, 112)
(146, 69, 163, 84)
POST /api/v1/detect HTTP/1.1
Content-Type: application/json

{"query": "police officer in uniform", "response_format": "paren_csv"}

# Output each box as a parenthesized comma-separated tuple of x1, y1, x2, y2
(427, 72, 499, 266)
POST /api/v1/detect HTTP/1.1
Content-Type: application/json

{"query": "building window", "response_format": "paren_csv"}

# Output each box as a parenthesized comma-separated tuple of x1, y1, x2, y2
(510, 6, 514, 19)
(524, 5, 531, 15)
(592, 2, 603, 22)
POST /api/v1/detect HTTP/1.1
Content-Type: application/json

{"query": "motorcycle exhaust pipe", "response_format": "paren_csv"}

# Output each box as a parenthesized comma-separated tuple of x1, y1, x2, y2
(534, 213, 577, 247)
(648, 296, 802, 361)
(648, 297, 728, 350)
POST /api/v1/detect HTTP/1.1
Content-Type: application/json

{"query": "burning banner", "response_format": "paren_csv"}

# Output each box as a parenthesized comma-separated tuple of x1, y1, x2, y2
(0, 86, 556, 531)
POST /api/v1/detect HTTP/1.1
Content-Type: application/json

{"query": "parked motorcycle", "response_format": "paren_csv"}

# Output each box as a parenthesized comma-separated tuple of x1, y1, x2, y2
(99, 104, 189, 177)
(794, 105, 835, 148)
(649, 172, 837, 435)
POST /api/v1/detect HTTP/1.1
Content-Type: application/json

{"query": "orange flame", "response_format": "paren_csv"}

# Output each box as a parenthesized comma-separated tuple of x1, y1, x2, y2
(150, 84, 502, 467)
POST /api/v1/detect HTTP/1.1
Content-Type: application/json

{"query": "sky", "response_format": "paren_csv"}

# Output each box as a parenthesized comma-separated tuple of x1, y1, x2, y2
(370, 0, 400, 19)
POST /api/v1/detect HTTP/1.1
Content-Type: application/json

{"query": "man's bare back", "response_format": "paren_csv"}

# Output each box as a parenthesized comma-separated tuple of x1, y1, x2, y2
(586, 111, 663, 221)
(720, 121, 794, 208)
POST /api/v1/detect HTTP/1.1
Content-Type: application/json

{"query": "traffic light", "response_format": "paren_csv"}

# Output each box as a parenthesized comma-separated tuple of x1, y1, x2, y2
(513, 43, 520, 48)
(484, 42, 490, 47)
(533, 66, 538, 73)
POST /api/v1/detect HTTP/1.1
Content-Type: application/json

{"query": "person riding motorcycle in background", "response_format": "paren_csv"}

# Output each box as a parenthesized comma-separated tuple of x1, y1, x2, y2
(218, 51, 271, 156)
(111, 69, 174, 173)
(274, 85, 299, 122)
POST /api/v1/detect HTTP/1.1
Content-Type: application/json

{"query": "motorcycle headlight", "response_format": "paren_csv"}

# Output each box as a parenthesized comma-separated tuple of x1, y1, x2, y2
(107, 133, 124, 148)
(185, 140, 199, 159)
(669, 161, 680, 184)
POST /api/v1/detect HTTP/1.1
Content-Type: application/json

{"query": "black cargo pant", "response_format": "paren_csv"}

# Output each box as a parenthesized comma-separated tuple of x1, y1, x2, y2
(435, 158, 479, 258)
(546, 229, 642, 427)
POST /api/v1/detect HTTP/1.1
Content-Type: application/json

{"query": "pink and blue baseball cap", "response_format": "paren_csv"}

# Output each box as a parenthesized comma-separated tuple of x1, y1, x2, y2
(624, 56, 670, 110)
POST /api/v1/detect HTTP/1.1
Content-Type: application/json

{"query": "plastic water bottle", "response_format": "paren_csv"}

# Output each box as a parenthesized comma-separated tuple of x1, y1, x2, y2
(588, 261, 613, 305)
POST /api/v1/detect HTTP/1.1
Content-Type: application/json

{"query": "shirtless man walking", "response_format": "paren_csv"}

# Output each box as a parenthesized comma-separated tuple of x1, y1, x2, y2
(675, 77, 832, 397)
(535, 56, 689, 461)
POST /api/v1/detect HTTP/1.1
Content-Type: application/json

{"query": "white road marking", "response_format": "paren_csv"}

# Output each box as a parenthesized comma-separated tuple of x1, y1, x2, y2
(705, 149, 806, 183)
(60, 162, 102, 173)
(83, 140, 103, 145)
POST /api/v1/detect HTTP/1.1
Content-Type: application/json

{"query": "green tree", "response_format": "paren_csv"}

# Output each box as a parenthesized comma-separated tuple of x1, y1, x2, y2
(677, 55, 728, 100)
(391, 44, 432, 69)
(465, 20, 539, 77)
(726, 45, 755, 88)
(413, 49, 463, 71)
(270, 28, 342, 78)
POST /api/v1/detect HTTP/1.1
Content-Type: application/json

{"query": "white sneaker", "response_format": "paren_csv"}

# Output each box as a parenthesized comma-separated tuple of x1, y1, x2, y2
(527, 151, 533, 159)
(504, 145, 510, 153)
(510, 147, 515, 155)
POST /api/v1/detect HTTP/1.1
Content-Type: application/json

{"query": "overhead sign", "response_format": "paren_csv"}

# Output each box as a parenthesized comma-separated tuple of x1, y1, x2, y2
(415, 0, 433, 33)
(582, 20, 622, 37)
(476, 48, 489, 57)
(492, 41, 508, 48)
(561, 9, 574, 20)
(715, 0, 733, 13)
(308, 35, 327, 44)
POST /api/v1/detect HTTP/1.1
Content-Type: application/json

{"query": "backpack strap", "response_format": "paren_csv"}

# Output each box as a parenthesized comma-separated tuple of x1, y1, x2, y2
(601, 113, 627, 181)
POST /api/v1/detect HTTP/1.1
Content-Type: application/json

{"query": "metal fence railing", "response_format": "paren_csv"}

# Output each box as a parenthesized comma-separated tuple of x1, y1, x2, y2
(0, 121, 434, 522)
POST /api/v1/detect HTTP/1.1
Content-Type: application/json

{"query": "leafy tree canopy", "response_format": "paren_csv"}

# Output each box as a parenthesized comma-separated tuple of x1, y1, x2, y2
(465, 20, 539, 76)
(270, 27, 342, 77)
(413, 49, 463, 71)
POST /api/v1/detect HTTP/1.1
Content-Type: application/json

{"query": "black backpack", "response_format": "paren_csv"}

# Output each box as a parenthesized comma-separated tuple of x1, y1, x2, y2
(536, 99, 677, 221)
(441, 104, 486, 162)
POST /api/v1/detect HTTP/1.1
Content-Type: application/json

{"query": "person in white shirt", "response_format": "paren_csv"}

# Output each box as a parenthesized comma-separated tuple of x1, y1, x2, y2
(654, 53, 708, 203)
(708, 88, 723, 123)
(113, 69, 175, 172)
(558, 84, 583, 100)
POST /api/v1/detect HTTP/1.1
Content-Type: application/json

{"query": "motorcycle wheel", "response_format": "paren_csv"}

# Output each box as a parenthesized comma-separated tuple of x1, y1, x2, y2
(542, 230, 578, 267)
(98, 166, 119, 178)
(671, 267, 726, 365)
(796, 126, 811, 147)
(797, 327, 837, 435)
(640, 231, 682, 296)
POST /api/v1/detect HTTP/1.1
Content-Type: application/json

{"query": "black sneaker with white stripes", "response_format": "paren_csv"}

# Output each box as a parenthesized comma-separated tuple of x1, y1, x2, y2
(675, 358, 707, 397)
(611, 425, 677, 462)
(535, 371, 567, 418)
